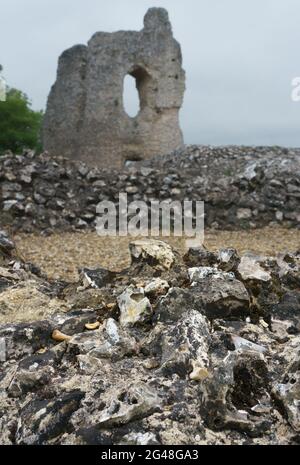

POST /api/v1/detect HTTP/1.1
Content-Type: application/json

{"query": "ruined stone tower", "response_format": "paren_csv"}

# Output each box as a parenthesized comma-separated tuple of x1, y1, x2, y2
(43, 8, 185, 168)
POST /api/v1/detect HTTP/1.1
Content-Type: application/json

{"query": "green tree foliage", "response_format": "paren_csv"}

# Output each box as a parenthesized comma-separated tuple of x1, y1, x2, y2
(0, 86, 43, 154)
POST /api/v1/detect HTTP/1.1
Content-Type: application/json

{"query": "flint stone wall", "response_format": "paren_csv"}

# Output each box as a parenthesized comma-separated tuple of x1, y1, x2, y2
(1, 145, 299, 233)
(43, 8, 185, 168)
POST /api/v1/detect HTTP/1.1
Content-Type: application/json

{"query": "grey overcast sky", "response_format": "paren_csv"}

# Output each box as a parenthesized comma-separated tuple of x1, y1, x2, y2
(1, 0, 300, 146)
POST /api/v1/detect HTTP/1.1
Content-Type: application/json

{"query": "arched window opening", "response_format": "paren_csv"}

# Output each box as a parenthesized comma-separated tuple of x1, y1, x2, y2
(123, 66, 151, 118)
(123, 74, 140, 118)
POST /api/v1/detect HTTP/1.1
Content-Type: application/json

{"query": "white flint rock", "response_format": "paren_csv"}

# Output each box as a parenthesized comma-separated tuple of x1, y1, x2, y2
(3, 200, 18, 211)
(97, 383, 160, 428)
(0, 338, 6, 362)
(104, 318, 120, 344)
(117, 286, 153, 327)
(243, 163, 257, 181)
(159, 310, 210, 376)
(188, 266, 234, 283)
(218, 248, 240, 272)
(218, 249, 234, 263)
(231, 335, 267, 354)
(119, 431, 159, 445)
(144, 278, 169, 296)
(67, 318, 136, 359)
(237, 208, 252, 220)
(238, 255, 271, 282)
(129, 239, 175, 270)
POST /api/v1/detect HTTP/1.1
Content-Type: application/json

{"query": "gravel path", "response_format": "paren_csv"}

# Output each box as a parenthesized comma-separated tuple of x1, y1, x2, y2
(14, 226, 300, 281)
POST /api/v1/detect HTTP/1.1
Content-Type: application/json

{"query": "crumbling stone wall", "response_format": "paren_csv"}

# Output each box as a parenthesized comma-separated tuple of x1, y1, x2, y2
(1, 145, 299, 233)
(43, 8, 185, 168)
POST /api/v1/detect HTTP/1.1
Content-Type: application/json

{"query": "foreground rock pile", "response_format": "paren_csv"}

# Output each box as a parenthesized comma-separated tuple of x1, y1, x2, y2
(1, 145, 299, 233)
(0, 231, 299, 444)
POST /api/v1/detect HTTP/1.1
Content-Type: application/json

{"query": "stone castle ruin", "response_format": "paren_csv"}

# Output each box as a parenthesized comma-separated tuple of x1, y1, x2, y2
(43, 8, 185, 168)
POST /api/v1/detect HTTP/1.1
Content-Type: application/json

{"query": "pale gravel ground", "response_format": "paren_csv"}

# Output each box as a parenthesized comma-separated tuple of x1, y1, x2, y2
(14, 227, 300, 282)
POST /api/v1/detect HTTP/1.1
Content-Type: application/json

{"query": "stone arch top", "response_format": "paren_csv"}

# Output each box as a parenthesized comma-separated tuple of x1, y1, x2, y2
(43, 8, 186, 168)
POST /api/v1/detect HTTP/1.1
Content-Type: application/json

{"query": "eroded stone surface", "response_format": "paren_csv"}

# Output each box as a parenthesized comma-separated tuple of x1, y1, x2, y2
(0, 235, 300, 445)
(129, 239, 176, 270)
(117, 286, 152, 327)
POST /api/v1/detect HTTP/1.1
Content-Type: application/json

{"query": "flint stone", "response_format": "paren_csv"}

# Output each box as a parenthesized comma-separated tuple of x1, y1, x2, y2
(238, 255, 272, 282)
(158, 310, 210, 377)
(144, 278, 169, 297)
(276, 253, 300, 289)
(155, 271, 249, 322)
(129, 239, 175, 270)
(119, 431, 160, 445)
(200, 351, 271, 436)
(272, 290, 300, 332)
(0, 310, 99, 361)
(218, 248, 240, 272)
(237, 208, 252, 220)
(67, 318, 137, 360)
(8, 352, 57, 397)
(183, 246, 218, 267)
(0, 231, 15, 254)
(117, 286, 153, 327)
(95, 383, 160, 428)
(272, 338, 300, 432)
(231, 335, 267, 354)
(16, 390, 85, 444)
(79, 267, 115, 289)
